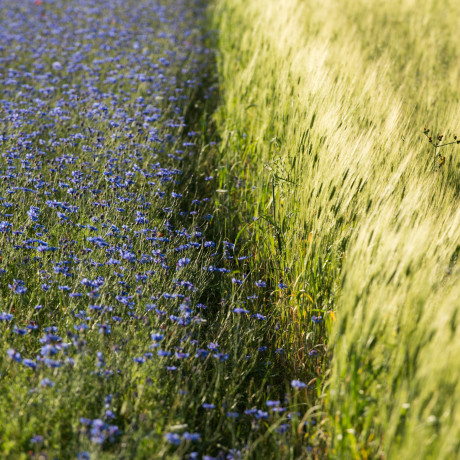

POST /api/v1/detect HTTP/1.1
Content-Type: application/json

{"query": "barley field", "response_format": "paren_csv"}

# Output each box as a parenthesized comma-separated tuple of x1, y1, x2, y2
(0, 0, 459, 458)
(213, 0, 460, 458)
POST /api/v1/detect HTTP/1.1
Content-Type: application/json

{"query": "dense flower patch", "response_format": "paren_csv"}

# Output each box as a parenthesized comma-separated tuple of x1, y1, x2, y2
(0, 0, 317, 458)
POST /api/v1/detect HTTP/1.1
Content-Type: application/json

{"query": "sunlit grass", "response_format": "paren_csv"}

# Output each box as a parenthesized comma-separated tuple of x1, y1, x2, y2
(211, 0, 460, 457)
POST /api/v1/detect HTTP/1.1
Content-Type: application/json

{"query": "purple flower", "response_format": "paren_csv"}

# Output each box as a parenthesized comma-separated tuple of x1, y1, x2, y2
(291, 380, 307, 389)
(175, 352, 189, 359)
(252, 313, 266, 321)
(177, 257, 191, 268)
(182, 432, 200, 442)
(202, 403, 215, 410)
(165, 433, 181, 445)
(151, 333, 164, 342)
(158, 350, 172, 357)
(277, 423, 290, 434)
(0, 312, 13, 321)
(9, 281, 27, 295)
(255, 410, 269, 419)
(266, 400, 280, 407)
(7, 349, 22, 362)
(213, 352, 229, 362)
(23, 359, 37, 369)
(0, 221, 12, 232)
(30, 435, 44, 444)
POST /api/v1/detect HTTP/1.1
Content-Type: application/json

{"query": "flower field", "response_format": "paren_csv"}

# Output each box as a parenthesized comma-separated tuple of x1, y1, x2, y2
(0, 0, 310, 458)
(1, 0, 460, 459)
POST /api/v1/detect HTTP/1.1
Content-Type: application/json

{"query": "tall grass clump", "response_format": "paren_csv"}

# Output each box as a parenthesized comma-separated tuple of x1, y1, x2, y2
(211, 0, 460, 457)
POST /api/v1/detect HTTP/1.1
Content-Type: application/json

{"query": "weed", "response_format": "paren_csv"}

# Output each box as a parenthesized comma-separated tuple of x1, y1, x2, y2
(423, 127, 460, 169)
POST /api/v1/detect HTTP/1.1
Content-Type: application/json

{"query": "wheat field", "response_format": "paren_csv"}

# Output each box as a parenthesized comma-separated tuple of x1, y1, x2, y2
(212, 0, 460, 457)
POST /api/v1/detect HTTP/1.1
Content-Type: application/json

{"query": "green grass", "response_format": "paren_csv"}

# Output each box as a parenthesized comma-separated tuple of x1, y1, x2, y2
(211, 0, 460, 457)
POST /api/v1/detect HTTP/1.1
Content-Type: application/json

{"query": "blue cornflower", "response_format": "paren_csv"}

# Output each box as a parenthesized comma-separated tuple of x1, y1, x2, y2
(202, 403, 215, 410)
(23, 359, 38, 369)
(97, 352, 105, 368)
(52, 61, 63, 71)
(271, 406, 286, 413)
(182, 432, 200, 442)
(165, 433, 181, 445)
(291, 380, 307, 389)
(175, 352, 189, 359)
(254, 410, 269, 419)
(158, 350, 171, 357)
(30, 435, 44, 444)
(27, 206, 40, 221)
(57, 212, 69, 221)
(0, 312, 13, 321)
(227, 449, 242, 460)
(0, 221, 12, 232)
(151, 333, 164, 342)
(9, 280, 27, 295)
(135, 212, 148, 224)
(252, 313, 266, 321)
(266, 400, 280, 407)
(277, 424, 290, 434)
(98, 323, 111, 334)
(311, 315, 323, 324)
(177, 257, 191, 268)
(7, 349, 22, 362)
(195, 349, 209, 359)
